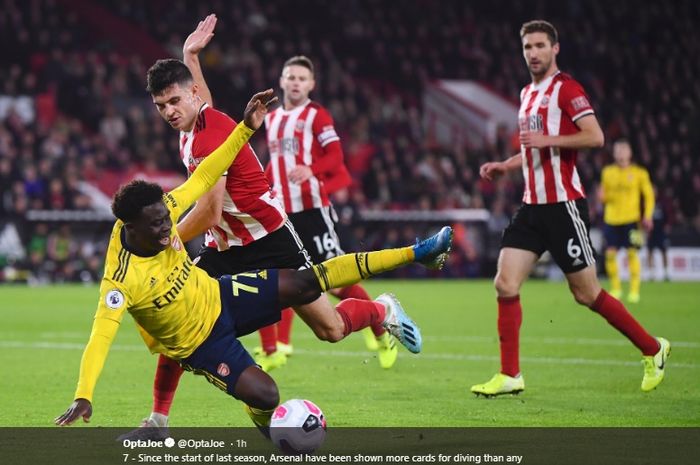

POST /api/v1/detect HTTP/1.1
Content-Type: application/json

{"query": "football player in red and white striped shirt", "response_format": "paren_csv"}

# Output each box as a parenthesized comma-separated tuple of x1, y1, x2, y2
(262, 56, 397, 369)
(473, 20, 669, 397)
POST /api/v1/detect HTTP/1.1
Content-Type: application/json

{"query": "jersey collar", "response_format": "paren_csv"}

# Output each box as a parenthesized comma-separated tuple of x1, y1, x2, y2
(281, 99, 311, 115)
(531, 70, 561, 92)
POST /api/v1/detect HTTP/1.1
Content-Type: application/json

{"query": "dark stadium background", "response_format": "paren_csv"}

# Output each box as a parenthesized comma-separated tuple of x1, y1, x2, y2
(1, 0, 699, 283)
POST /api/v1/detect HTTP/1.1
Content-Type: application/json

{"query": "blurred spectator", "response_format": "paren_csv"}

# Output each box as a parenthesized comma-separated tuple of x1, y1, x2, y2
(46, 224, 75, 282)
(1, 0, 699, 281)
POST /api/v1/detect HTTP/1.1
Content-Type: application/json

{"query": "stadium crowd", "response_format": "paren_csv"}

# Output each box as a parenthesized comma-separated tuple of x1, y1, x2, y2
(1, 0, 699, 282)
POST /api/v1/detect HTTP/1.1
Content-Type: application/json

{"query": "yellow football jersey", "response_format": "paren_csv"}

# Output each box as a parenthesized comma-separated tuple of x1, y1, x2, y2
(600, 164, 654, 225)
(75, 122, 254, 401)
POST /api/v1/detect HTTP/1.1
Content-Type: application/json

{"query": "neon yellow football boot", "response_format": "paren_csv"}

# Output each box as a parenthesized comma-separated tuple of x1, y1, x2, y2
(276, 341, 294, 357)
(361, 327, 380, 351)
(253, 341, 293, 357)
(471, 373, 525, 397)
(609, 288, 623, 300)
(641, 337, 671, 392)
(375, 332, 398, 369)
(254, 350, 287, 373)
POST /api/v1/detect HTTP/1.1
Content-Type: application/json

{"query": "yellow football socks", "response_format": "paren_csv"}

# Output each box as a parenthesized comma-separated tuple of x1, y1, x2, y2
(605, 249, 622, 295)
(244, 404, 275, 427)
(313, 248, 415, 292)
(628, 248, 641, 296)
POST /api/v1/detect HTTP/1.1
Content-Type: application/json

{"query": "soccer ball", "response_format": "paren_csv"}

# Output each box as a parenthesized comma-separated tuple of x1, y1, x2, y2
(269, 399, 327, 455)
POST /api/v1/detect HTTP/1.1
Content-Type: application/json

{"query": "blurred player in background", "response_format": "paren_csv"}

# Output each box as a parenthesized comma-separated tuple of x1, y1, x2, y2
(647, 185, 670, 281)
(474, 20, 669, 397)
(262, 55, 397, 369)
(54, 93, 450, 428)
(599, 138, 655, 303)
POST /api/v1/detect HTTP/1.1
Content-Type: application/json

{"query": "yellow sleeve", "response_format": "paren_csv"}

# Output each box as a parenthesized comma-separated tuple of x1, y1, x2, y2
(74, 281, 129, 401)
(165, 122, 255, 217)
(639, 168, 655, 220)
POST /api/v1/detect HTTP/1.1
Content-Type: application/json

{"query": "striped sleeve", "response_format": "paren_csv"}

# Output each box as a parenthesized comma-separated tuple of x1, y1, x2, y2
(558, 80, 594, 122)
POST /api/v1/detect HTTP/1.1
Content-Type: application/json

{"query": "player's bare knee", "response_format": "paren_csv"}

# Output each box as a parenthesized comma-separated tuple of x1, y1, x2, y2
(310, 322, 345, 343)
(494, 273, 519, 297)
(325, 327, 345, 343)
(570, 286, 596, 307)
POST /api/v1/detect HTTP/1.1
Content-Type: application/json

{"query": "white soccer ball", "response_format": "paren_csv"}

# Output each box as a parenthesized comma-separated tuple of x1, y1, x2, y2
(269, 399, 327, 455)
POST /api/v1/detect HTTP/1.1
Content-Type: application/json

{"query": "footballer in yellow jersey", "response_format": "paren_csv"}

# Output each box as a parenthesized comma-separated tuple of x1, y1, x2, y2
(56, 89, 454, 428)
(599, 139, 655, 303)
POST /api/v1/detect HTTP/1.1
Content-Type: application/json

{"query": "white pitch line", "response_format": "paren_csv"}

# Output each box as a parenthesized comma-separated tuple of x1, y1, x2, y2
(28, 332, 700, 349)
(312, 334, 700, 349)
(1, 340, 697, 369)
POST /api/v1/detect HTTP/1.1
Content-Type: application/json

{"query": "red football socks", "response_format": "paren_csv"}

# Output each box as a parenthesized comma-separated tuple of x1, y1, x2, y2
(277, 308, 294, 345)
(498, 295, 523, 377)
(590, 290, 659, 355)
(258, 325, 278, 355)
(335, 298, 386, 337)
(337, 284, 385, 336)
(153, 354, 184, 416)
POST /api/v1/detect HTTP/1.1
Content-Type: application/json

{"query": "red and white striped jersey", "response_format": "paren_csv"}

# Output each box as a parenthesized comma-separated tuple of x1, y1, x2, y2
(519, 71, 594, 204)
(264, 100, 346, 213)
(179, 104, 286, 249)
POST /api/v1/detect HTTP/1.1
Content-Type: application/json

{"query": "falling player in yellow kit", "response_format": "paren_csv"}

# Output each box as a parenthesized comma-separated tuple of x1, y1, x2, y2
(54, 90, 453, 429)
(599, 138, 655, 303)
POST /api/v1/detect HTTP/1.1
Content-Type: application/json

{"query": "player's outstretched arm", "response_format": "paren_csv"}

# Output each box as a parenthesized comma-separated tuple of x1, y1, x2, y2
(183, 14, 217, 107)
(55, 398, 92, 426)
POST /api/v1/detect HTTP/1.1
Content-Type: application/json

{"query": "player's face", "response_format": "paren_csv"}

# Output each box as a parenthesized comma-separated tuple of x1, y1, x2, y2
(152, 83, 199, 131)
(522, 32, 559, 79)
(280, 65, 315, 106)
(127, 202, 173, 255)
(613, 141, 632, 166)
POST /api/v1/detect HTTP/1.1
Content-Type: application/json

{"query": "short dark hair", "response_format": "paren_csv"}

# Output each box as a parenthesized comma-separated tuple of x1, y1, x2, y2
(146, 59, 193, 95)
(520, 20, 559, 46)
(283, 55, 314, 75)
(112, 180, 164, 223)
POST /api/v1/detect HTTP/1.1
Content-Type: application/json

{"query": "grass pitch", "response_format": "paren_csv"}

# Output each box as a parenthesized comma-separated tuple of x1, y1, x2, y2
(1, 280, 698, 427)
